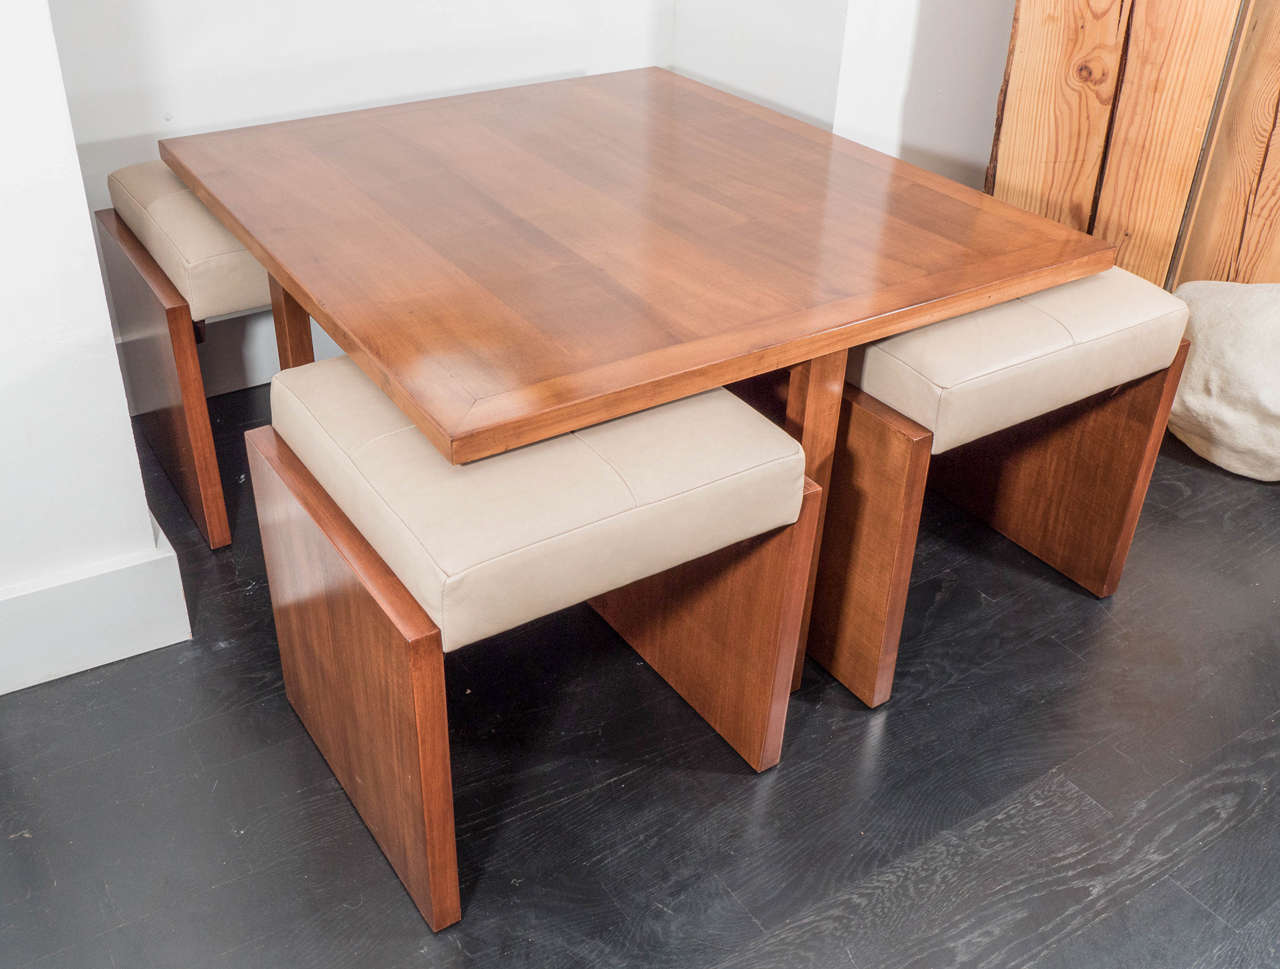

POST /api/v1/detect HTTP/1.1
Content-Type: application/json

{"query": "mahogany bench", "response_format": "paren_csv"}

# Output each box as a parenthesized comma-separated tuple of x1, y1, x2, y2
(248, 356, 822, 929)
(732, 268, 1189, 706)
(97, 161, 271, 548)
(810, 267, 1190, 705)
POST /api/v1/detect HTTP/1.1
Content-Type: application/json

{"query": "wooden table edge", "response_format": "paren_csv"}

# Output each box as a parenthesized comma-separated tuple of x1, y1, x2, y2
(446, 242, 1117, 462)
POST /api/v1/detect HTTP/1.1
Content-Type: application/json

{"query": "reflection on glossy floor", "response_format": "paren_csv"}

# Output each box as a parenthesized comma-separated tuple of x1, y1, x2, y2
(2, 385, 1278, 969)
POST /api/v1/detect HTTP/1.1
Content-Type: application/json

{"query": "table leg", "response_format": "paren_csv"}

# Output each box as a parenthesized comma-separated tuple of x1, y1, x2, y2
(785, 349, 848, 690)
(269, 275, 315, 370)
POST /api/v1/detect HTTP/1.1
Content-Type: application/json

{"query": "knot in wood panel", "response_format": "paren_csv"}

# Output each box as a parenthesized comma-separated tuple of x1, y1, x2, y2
(1074, 57, 1108, 88)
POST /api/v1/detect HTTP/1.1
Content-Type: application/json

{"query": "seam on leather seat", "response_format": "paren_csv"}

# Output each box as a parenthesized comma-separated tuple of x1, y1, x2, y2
(279, 371, 802, 576)
(185, 242, 257, 262)
(864, 343, 937, 386)
(111, 174, 249, 269)
(571, 433, 640, 508)
(871, 301, 1069, 390)
(273, 378, 452, 627)
(350, 422, 417, 456)
(864, 346, 944, 432)
(1013, 297, 1075, 344)
(1023, 298, 1187, 351)
(108, 171, 189, 207)
(110, 176, 197, 297)
(886, 302, 1179, 395)
(940, 306, 1187, 391)
(441, 451, 804, 579)
(932, 321, 1182, 451)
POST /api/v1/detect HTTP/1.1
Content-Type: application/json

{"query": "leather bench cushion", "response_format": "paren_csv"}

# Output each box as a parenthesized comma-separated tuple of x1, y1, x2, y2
(271, 357, 807, 651)
(107, 161, 270, 321)
(850, 267, 1189, 453)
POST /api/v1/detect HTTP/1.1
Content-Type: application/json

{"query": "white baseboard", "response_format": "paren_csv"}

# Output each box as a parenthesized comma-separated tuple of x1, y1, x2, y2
(0, 517, 190, 696)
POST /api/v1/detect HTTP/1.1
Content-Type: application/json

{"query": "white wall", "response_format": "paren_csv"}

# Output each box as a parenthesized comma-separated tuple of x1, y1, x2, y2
(671, 0, 849, 127)
(834, 0, 1016, 187)
(670, 0, 1015, 188)
(0, 0, 189, 695)
(830, 4, 923, 155)
(50, 0, 677, 211)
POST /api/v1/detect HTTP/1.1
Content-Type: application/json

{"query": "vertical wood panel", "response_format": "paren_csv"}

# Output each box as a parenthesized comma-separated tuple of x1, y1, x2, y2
(246, 427, 461, 931)
(590, 481, 821, 772)
(989, 0, 1132, 231)
(1174, 0, 1280, 285)
(1092, 0, 1242, 283)
(808, 388, 932, 709)
(930, 340, 1189, 598)
(97, 208, 232, 549)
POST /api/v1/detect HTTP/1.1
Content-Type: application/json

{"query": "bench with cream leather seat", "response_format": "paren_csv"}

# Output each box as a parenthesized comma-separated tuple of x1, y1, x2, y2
(108, 161, 269, 321)
(97, 161, 271, 548)
(804, 267, 1190, 707)
(246, 355, 821, 930)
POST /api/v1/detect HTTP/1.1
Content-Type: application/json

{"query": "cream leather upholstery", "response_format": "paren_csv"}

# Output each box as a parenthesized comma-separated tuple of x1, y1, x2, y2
(850, 268, 1188, 453)
(271, 357, 806, 651)
(107, 161, 270, 321)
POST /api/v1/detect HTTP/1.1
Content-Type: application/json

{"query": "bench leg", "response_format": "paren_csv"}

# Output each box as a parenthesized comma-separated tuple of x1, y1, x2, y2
(930, 339, 1190, 597)
(590, 479, 822, 771)
(97, 209, 231, 549)
(246, 427, 461, 931)
(807, 389, 932, 708)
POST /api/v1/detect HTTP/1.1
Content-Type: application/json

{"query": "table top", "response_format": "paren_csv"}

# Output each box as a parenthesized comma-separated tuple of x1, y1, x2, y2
(161, 68, 1115, 463)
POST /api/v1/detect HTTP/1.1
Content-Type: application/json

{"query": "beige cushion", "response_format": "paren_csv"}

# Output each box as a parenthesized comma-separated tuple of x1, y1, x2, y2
(851, 267, 1188, 453)
(107, 161, 270, 321)
(271, 357, 806, 651)
(1169, 281, 1280, 481)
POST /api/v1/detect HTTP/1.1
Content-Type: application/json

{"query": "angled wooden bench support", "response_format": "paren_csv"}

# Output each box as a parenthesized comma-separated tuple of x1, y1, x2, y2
(97, 209, 231, 549)
(808, 339, 1189, 708)
(591, 478, 821, 771)
(931, 338, 1190, 597)
(808, 390, 932, 708)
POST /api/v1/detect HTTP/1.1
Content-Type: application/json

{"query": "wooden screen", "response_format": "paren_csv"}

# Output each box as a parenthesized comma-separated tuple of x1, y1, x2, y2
(988, 0, 1280, 289)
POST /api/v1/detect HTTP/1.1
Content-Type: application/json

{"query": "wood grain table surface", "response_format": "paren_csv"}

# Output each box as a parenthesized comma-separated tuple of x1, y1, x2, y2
(160, 67, 1114, 464)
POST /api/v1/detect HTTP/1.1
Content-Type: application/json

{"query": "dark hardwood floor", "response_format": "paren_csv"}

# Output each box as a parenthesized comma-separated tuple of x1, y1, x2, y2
(2, 385, 1278, 969)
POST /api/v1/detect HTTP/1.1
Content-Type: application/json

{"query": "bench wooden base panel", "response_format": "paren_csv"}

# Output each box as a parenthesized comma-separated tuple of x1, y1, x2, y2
(931, 339, 1190, 597)
(590, 479, 821, 772)
(247, 427, 461, 931)
(809, 340, 1189, 707)
(97, 209, 231, 550)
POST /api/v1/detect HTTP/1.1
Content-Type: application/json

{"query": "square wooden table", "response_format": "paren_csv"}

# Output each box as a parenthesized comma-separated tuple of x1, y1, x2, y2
(160, 68, 1114, 496)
